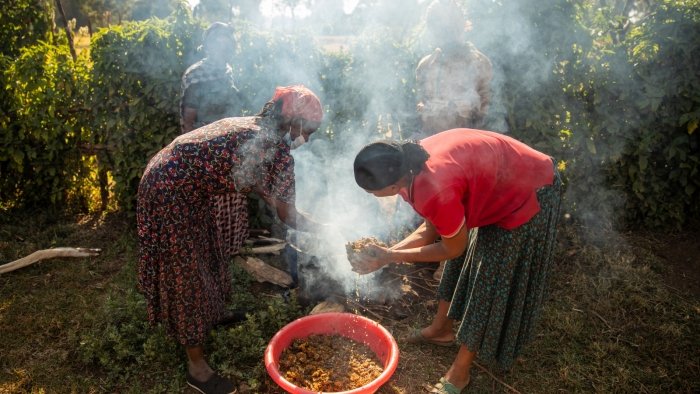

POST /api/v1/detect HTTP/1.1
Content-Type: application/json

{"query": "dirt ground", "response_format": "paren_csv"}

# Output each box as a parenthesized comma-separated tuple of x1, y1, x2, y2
(239, 224, 700, 393)
(635, 230, 700, 297)
(1, 212, 698, 393)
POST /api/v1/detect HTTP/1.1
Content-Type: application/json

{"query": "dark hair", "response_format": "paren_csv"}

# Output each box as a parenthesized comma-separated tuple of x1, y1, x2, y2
(202, 22, 234, 53)
(425, 0, 466, 36)
(203, 22, 233, 42)
(353, 140, 430, 190)
(258, 99, 285, 127)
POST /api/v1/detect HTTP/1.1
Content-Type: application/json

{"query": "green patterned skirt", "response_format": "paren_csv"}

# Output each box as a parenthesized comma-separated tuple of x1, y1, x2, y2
(437, 168, 562, 370)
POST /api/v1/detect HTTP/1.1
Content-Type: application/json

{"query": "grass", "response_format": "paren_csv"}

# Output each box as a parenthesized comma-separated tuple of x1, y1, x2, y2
(511, 231, 699, 393)
(0, 210, 698, 393)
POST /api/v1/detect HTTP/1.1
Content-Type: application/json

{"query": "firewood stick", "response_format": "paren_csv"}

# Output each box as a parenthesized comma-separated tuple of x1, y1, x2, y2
(248, 242, 286, 254)
(234, 256, 293, 287)
(0, 247, 101, 274)
(473, 361, 522, 394)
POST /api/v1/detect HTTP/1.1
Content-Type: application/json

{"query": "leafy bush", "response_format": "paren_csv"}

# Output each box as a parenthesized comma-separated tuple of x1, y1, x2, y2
(209, 293, 304, 390)
(234, 23, 324, 114)
(89, 4, 202, 210)
(554, 0, 700, 229)
(0, 41, 93, 209)
(611, 0, 700, 227)
(322, 27, 420, 138)
(464, 0, 700, 229)
(0, 0, 54, 58)
(2, 0, 699, 229)
(78, 287, 181, 386)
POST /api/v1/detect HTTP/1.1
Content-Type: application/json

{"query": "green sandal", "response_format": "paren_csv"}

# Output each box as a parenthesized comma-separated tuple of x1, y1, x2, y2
(427, 377, 468, 394)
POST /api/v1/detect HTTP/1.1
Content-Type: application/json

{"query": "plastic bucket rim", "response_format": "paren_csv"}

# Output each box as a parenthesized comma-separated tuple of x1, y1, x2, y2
(265, 312, 399, 394)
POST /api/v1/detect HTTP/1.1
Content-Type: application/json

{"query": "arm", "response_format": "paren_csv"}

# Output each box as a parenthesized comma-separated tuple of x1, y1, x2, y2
(474, 55, 493, 126)
(265, 197, 322, 233)
(181, 107, 198, 133)
(390, 220, 438, 251)
(350, 222, 469, 274)
(390, 223, 468, 263)
(229, 85, 247, 117)
(181, 78, 200, 133)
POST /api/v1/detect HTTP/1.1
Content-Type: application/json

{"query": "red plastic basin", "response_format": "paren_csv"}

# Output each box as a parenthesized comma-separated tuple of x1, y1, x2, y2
(265, 312, 399, 394)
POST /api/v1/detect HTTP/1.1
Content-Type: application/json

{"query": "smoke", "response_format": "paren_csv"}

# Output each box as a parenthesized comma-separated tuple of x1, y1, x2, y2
(189, 0, 643, 295)
(255, 0, 533, 299)
(290, 127, 407, 300)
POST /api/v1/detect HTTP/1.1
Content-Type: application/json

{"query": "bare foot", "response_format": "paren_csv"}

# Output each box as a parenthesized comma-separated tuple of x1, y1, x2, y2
(444, 361, 471, 390)
(420, 325, 455, 343)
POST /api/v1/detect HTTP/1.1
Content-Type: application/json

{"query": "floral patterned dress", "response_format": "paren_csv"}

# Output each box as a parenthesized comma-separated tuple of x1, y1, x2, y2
(180, 58, 248, 262)
(136, 116, 294, 346)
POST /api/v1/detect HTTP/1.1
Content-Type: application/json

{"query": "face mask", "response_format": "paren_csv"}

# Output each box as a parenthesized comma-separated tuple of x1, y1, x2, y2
(291, 135, 306, 149)
(283, 131, 293, 146)
(283, 122, 307, 150)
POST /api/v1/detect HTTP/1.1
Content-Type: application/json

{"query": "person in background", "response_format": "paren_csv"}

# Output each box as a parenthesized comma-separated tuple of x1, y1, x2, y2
(415, 0, 493, 138)
(180, 22, 250, 263)
(350, 129, 562, 394)
(180, 22, 245, 133)
(411, 0, 494, 280)
(138, 85, 324, 394)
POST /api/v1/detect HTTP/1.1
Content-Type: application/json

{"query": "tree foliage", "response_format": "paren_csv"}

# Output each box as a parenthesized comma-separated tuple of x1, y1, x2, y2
(193, 0, 234, 22)
(1, 41, 93, 209)
(0, 0, 54, 58)
(89, 3, 201, 210)
(130, 0, 184, 21)
(0, 0, 698, 229)
(563, 0, 700, 228)
(466, 0, 699, 229)
(613, 0, 700, 227)
(0, 0, 58, 208)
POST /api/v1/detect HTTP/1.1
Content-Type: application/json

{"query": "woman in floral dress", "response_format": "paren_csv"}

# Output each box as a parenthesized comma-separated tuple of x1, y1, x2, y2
(350, 129, 562, 394)
(137, 85, 323, 394)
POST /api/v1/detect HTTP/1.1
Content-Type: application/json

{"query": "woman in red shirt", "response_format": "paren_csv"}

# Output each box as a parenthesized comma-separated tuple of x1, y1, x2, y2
(352, 128, 562, 393)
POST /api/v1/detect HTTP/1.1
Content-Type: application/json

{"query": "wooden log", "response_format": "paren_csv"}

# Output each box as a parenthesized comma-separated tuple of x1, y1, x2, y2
(248, 242, 286, 255)
(309, 300, 346, 315)
(0, 247, 101, 275)
(245, 236, 286, 246)
(234, 256, 293, 287)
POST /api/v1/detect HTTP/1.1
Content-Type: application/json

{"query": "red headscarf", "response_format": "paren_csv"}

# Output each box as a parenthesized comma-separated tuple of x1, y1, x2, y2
(271, 85, 323, 123)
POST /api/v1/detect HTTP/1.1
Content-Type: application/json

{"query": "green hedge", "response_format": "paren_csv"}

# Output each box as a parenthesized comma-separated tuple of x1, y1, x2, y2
(468, 0, 699, 229)
(0, 0, 698, 229)
(90, 4, 201, 210)
(1, 41, 93, 209)
(613, 1, 700, 227)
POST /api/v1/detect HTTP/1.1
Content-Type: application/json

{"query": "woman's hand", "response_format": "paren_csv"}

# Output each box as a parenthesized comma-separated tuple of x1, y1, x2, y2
(348, 244, 393, 275)
(272, 199, 321, 233)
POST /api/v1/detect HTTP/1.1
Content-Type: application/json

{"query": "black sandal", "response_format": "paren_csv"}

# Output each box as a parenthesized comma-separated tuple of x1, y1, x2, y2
(214, 309, 248, 328)
(186, 371, 236, 394)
